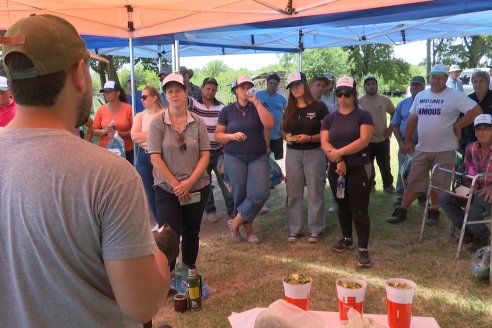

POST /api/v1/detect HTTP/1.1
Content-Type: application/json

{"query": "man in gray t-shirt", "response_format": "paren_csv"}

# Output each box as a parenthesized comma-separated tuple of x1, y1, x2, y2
(0, 15, 175, 327)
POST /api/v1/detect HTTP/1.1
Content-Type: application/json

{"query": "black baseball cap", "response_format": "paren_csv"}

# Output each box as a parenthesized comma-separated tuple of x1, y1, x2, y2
(202, 77, 218, 86)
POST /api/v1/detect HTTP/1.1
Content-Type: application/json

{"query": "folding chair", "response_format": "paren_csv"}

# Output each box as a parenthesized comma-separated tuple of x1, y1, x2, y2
(419, 164, 492, 264)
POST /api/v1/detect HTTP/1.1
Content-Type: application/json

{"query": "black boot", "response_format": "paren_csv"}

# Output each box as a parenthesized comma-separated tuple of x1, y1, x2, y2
(387, 207, 407, 224)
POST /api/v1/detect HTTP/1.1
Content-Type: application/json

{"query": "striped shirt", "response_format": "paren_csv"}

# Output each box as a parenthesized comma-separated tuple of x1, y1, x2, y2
(190, 97, 224, 150)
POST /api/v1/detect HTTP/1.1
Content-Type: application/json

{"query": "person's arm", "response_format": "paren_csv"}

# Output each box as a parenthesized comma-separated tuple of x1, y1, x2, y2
(104, 252, 169, 324)
(131, 113, 147, 146)
(328, 124, 374, 162)
(264, 128, 271, 153)
(84, 117, 94, 142)
(404, 113, 418, 153)
(454, 104, 482, 138)
(384, 98, 396, 139)
(215, 124, 246, 144)
(320, 130, 335, 156)
(251, 97, 274, 129)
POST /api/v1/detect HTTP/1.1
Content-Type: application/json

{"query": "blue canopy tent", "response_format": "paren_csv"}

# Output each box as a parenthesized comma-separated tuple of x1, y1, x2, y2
(82, 0, 492, 60)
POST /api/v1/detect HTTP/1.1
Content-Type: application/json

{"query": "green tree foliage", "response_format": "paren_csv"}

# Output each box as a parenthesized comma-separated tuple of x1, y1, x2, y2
(432, 36, 492, 68)
(299, 48, 350, 79)
(344, 44, 411, 94)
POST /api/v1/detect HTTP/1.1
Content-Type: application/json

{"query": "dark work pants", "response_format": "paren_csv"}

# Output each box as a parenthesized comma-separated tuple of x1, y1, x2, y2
(155, 185, 210, 270)
(328, 164, 371, 249)
(368, 139, 393, 188)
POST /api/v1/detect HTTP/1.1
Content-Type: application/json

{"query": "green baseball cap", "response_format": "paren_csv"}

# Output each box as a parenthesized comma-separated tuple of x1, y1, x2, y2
(0, 14, 107, 81)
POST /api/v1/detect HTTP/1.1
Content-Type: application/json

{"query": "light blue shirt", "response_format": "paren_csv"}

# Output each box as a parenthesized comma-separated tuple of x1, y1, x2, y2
(446, 77, 464, 92)
(391, 96, 418, 144)
(256, 90, 287, 140)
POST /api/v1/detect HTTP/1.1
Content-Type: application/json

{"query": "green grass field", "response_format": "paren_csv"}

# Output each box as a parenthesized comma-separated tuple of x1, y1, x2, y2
(153, 117, 492, 328)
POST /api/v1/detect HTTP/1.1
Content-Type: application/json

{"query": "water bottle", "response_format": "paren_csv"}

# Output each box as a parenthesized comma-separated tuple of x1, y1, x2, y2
(109, 119, 116, 131)
(246, 87, 256, 97)
(336, 175, 345, 199)
(187, 268, 202, 311)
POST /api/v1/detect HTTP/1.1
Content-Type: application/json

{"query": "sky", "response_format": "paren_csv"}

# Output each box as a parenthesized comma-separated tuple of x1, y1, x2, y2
(180, 40, 427, 71)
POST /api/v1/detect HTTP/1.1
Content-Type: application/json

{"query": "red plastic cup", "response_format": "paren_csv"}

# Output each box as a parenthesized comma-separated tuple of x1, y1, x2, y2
(336, 277, 367, 321)
(386, 278, 417, 328)
(282, 280, 312, 311)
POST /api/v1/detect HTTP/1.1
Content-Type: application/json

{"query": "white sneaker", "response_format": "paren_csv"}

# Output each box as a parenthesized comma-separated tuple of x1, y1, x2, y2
(207, 212, 218, 223)
(260, 205, 269, 214)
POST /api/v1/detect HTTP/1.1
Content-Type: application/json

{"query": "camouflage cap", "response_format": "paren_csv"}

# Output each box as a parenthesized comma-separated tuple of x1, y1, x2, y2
(0, 14, 107, 81)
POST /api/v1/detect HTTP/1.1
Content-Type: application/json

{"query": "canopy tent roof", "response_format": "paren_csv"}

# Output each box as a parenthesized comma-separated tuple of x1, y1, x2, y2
(83, 7, 492, 59)
(0, 0, 428, 38)
(76, 0, 492, 58)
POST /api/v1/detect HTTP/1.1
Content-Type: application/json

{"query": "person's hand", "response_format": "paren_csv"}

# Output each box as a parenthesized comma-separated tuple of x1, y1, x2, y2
(106, 124, 115, 138)
(335, 161, 347, 176)
(327, 148, 343, 162)
(153, 224, 179, 264)
(478, 186, 492, 203)
(403, 141, 415, 154)
(384, 127, 393, 139)
(266, 145, 271, 155)
(174, 179, 193, 198)
(296, 134, 311, 144)
(230, 132, 247, 142)
(285, 133, 297, 144)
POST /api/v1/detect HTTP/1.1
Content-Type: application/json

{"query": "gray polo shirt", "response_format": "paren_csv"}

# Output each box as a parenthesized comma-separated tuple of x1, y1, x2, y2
(147, 109, 211, 193)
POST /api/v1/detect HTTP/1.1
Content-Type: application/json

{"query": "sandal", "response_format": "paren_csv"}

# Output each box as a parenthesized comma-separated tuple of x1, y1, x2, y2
(226, 219, 241, 242)
(247, 234, 260, 244)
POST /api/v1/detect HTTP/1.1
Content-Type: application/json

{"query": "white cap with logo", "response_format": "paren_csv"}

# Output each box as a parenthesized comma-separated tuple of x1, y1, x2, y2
(474, 114, 492, 128)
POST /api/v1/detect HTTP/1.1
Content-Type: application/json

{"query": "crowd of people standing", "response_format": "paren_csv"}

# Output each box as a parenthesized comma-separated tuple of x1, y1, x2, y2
(1, 14, 491, 325)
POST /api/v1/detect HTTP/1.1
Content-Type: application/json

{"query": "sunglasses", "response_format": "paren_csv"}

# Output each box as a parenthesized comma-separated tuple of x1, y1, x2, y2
(140, 95, 152, 100)
(336, 91, 352, 98)
(178, 132, 187, 151)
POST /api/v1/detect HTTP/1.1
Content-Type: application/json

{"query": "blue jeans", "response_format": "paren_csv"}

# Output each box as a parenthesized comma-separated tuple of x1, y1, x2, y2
(439, 191, 490, 242)
(206, 149, 234, 217)
(224, 153, 270, 223)
(135, 148, 157, 220)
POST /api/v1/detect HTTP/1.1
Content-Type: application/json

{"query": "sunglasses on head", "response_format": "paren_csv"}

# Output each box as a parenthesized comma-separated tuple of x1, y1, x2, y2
(336, 91, 352, 98)
(178, 132, 187, 151)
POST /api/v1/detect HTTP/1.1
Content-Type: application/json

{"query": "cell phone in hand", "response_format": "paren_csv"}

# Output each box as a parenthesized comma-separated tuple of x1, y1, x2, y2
(179, 191, 201, 206)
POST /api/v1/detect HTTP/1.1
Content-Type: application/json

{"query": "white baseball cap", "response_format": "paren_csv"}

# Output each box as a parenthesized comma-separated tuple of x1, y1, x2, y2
(286, 72, 307, 89)
(474, 114, 492, 128)
(449, 64, 461, 72)
(236, 75, 254, 87)
(430, 64, 449, 76)
(0, 76, 8, 91)
(162, 73, 185, 90)
(336, 76, 355, 90)
(99, 80, 118, 93)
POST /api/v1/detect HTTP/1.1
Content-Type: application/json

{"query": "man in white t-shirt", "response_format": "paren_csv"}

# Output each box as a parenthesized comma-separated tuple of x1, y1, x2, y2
(388, 64, 482, 225)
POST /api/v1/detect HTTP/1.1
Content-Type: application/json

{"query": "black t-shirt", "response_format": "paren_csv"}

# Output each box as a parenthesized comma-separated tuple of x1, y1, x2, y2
(217, 101, 266, 156)
(460, 90, 492, 154)
(321, 108, 374, 167)
(283, 101, 328, 150)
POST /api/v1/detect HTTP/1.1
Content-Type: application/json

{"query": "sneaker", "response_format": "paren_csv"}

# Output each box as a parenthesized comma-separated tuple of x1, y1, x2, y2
(331, 237, 354, 252)
(425, 208, 440, 226)
(260, 205, 269, 214)
(308, 233, 321, 243)
(207, 211, 218, 223)
(383, 185, 396, 194)
(387, 207, 407, 224)
(467, 237, 490, 254)
(287, 233, 299, 242)
(358, 248, 372, 268)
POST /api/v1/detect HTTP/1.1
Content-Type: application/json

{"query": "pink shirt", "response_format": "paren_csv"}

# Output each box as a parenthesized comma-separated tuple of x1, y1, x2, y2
(0, 98, 16, 127)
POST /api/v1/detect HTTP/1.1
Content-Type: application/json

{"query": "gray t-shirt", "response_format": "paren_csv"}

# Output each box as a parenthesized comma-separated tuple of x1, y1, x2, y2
(0, 129, 157, 328)
(147, 110, 211, 193)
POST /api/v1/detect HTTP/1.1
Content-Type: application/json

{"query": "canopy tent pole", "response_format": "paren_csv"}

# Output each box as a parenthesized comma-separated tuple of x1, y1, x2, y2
(158, 45, 162, 70)
(298, 30, 304, 71)
(126, 5, 137, 165)
(172, 40, 180, 72)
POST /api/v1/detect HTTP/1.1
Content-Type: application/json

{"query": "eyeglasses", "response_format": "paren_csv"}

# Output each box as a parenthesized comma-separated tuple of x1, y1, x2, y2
(178, 132, 187, 151)
(140, 95, 151, 100)
(336, 91, 352, 98)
